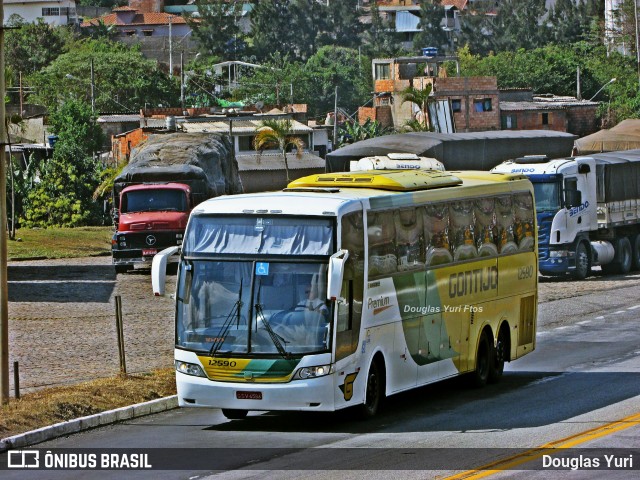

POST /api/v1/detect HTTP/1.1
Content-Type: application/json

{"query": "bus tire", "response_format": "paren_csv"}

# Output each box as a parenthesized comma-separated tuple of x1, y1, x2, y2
(488, 327, 509, 384)
(632, 234, 640, 271)
(221, 409, 248, 420)
(471, 331, 491, 388)
(572, 241, 590, 280)
(603, 237, 632, 275)
(359, 358, 384, 419)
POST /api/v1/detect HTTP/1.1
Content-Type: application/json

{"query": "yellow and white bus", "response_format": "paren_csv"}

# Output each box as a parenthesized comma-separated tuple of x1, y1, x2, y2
(152, 170, 537, 419)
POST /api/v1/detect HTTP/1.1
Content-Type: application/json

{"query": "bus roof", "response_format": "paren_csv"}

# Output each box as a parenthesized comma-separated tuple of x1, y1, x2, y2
(192, 171, 530, 217)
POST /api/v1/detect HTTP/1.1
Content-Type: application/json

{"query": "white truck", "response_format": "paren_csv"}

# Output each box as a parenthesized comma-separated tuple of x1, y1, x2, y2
(349, 153, 444, 172)
(492, 149, 640, 279)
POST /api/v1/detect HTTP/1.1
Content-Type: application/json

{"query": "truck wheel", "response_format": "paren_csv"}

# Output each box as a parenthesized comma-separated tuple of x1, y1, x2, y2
(572, 242, 590, 280)
(632, 235, 640, 271)
(603, 237, 632, 275)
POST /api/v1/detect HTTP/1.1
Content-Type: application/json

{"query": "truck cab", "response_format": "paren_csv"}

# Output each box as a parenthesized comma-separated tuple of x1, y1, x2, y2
(492, 156, 597, 278)
(112, 183, 191, 273)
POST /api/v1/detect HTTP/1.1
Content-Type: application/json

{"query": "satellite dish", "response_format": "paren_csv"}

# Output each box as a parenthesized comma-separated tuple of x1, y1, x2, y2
(255, 101, 264, 112)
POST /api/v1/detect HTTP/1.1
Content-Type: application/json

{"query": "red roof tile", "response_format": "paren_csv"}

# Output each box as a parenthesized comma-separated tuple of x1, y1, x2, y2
(442, 0, 468, 9)
(81, 12, 187, 27)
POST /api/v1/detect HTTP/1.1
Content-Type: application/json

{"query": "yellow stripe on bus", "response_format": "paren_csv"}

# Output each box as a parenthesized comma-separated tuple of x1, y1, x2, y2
(444, 411, 640, 480)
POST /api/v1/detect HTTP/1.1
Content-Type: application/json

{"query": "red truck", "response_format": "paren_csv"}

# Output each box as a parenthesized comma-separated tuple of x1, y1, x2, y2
(111, 132, 243, 273)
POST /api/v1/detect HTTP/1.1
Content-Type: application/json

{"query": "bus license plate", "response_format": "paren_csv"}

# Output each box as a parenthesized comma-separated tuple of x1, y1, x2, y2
(142, 248, 157, 256)
(236, 391, 262, 400)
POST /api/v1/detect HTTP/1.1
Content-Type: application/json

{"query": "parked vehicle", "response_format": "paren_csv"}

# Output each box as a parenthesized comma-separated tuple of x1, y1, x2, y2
(111, 133, 242, 273)
(492, 149, 640, 279)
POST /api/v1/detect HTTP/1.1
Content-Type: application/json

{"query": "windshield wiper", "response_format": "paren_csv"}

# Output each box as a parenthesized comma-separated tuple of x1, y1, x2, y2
(254, 280, 291, 359)
(209, 279, 243, 357)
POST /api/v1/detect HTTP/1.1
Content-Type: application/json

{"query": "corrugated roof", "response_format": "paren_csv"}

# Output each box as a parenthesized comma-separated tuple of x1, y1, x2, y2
(181, 119, 312, 135)
(98, 114, 142, 123)
(500, 98, 598, 111)
(236, 152, 325, 172)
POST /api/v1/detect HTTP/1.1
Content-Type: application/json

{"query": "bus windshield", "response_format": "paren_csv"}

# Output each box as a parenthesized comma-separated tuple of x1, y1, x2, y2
(183, 215, 334, 256)
(176, 260, 331, 356)
(532, 181, 562, 212)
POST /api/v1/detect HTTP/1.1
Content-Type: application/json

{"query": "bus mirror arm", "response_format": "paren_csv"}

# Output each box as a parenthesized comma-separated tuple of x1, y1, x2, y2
(327, 249, 349, 301)
(152, 246, 180, 296)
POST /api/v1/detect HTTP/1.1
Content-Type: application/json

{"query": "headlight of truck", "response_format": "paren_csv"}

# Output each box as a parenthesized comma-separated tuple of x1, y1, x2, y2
(549, 250, 569, 258)
(293, 364, 333, 380)
(175, 360, 206, 377)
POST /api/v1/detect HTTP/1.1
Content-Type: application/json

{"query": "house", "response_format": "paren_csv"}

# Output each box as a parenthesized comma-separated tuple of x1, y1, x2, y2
(499, 92, 599, 138)
(359, 55, 501, 132)
(4, 0, 79, 26)
(80, 6, 190, 39)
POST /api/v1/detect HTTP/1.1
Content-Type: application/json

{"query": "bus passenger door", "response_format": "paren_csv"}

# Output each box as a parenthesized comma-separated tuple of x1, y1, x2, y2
(416, 270, 444, 385)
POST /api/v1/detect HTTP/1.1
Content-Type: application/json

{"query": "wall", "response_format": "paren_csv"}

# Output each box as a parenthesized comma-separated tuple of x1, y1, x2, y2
(434, 77, 500, 131)
(4, 0, 78, 25)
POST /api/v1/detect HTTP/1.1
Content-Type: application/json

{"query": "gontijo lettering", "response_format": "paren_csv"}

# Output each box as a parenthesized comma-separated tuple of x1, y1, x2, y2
(448, 266, 498, 298)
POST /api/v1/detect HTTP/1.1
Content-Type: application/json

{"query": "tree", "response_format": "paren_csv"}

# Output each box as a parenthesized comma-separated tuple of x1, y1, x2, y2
(5, 16, 68, 85)
(250, 0, 304, 61)
(253, 119, 305, 183)
(318, 0, 364, 50)
(362, 1, 402, 58)
(337, 119, 392, 147)
(188, 0, 245, 60)
(400, 84, 433, 129)
(27, 39, 179, 113)
(23, 100, 106, 227)
(413, 0, 450, 54)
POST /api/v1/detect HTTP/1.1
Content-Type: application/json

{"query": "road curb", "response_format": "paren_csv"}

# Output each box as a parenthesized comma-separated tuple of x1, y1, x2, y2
(0, 395, 178, 452)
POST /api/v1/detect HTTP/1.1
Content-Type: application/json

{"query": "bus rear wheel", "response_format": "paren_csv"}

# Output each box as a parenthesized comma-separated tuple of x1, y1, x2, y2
(359, 359, 384, 419)
(471, 331, 491, 388)
(488, 328, 508, 384)
(222, 409, 248, 420)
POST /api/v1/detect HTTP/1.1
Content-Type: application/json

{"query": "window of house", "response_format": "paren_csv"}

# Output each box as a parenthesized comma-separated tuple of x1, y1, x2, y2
(542, 112, 549, 125)
(123, 30, 136, 36)
(238, 135, 256, 152)
(451, 99, 462, 113)
(474, 98, 492, 112)
(375, 63, 391, 80)
(142, 29, 154, 36)
(42, 7, 60, 16)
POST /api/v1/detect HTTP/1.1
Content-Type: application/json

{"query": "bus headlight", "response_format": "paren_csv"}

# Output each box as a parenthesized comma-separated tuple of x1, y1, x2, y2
(175, 360, 206, 377)
(293, 364, 333, 380)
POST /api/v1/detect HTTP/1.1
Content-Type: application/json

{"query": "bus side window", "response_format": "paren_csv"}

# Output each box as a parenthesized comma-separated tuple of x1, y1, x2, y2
(395, 208, 425, 271)
(495, 195, 518, 254)
(474, 197, 498, 257)
(367, 210, 397, 277)
(450, 200, 477, 261)
(514, 192, 535, 252)
(337, 212, 364, 361)
(423, 203, 453, 267)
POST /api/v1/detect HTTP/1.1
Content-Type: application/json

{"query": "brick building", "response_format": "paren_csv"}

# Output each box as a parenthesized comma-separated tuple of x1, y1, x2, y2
(360, 55, 500, 132)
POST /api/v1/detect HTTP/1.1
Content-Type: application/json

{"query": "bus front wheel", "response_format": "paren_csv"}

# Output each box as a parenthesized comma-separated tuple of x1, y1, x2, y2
(359, 359, 384, 419)
(222, 409, 248, 420)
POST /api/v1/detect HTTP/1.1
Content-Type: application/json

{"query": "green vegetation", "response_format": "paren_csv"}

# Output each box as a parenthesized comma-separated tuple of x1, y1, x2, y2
(7, 227, 112, 260)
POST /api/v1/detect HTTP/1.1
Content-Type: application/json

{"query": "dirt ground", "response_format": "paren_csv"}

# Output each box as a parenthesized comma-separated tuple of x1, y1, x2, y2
(7, 256, 177, 392)
(6, 256, 640, 393)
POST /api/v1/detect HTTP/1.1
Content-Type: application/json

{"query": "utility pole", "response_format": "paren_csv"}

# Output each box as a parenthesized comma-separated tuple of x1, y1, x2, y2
(0, 0, 10, 405)
(168, 15, 173, 76)
(577, 66, 581, 101)
(333, 86, 338, 152)
(635, 0, 640, 88)
(180, 52, 185, 111)
(90, 58, 95, 114)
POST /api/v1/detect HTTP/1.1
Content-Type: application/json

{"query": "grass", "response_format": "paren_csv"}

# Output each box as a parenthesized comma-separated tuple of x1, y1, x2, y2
(0, 369, 176, 439)
(7, 226, 113, 260)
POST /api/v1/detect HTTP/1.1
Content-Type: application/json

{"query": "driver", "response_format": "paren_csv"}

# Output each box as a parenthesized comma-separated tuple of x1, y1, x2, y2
(298, 283, 328, 316)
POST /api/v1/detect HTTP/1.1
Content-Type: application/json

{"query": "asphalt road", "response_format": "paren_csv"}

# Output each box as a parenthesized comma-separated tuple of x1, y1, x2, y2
(2, 271, 640, 479)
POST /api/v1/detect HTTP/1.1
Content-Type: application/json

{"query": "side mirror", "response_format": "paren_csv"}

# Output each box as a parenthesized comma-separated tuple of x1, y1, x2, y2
(327, 249, 349, 301)
(152, 246, 180, 296)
